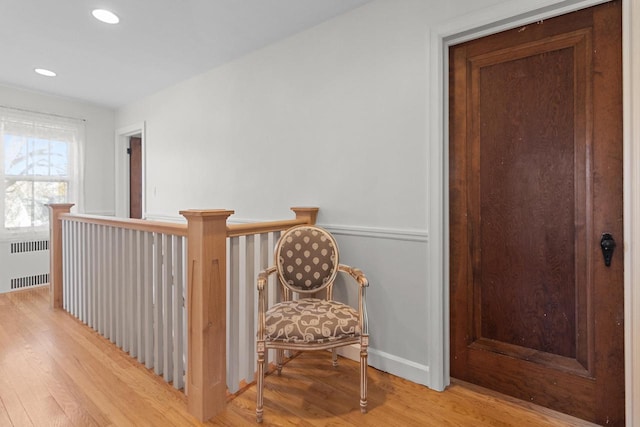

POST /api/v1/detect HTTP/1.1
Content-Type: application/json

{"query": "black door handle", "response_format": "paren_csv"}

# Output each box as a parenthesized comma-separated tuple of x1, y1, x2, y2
(600, 233, 616, 267)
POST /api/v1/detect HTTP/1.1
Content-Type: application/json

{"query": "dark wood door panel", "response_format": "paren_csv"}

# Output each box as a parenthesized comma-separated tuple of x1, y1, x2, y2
(475, 42, 582, 360)
(129, 136, 142, 219)
(450, 1, 623, 424)
(466, 351, 597, 422)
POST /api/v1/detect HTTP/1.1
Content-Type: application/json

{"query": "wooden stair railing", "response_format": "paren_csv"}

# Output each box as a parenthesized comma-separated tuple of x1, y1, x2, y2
(47, 204, 318, 422)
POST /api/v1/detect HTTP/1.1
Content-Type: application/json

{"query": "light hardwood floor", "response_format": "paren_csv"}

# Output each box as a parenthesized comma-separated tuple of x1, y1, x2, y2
(0, 286, 597, 426)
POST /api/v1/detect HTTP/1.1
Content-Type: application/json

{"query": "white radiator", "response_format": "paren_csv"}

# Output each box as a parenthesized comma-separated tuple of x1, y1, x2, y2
(0, 239, 50, 293)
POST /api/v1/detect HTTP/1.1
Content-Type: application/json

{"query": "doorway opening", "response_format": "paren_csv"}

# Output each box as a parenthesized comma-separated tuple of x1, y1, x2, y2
(128, 135, 142, 219)
(115, 122, 145, 218)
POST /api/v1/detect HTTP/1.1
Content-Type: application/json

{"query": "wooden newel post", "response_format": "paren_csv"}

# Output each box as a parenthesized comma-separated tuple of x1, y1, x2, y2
(291, 207, 319, 225)
(180, 209, 234, 422)
(47, 203, 74, 309)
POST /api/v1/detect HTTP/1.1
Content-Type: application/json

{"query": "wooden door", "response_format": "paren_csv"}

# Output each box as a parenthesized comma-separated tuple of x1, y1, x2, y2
(129, 136, 142, 219)
(449, 1, 623, 424)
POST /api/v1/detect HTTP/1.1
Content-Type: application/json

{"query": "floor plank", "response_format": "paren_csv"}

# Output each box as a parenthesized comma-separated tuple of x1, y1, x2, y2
(0, 286, 598, 426)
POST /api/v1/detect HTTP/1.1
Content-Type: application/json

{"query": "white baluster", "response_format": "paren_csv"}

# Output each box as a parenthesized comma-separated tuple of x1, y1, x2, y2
(81, 222, 88, 324)
(75, 221, 82, 320)
(120, 227, 126, 349)
(227, 236, 240, 393)
(88, 223, 95, 329)
(144, 231, 154, 368)
(252, 233, 264, 376)
(163, 234, 173, 383)
(134, 230, 142, 362)
(97, 225, 105, 335)
(71, 221, 78, 318)
(62, 220, 69, 311)
(88, 224, 98, 329)
(240, 234, 256, 384)
(107, 226, 115, 342)
(128, 229, 137, 357)
(181, 238, 188, 391)
(268, 232, 281, 361)
(172, 236, 184, 389)
(153, 232, 163, 375)
(258, 232, 273, 367)
(110, 226, 117, 344)
(123, 228, 132, 355)
(116, 227, 124, 347)
(71, 221, 77, 317)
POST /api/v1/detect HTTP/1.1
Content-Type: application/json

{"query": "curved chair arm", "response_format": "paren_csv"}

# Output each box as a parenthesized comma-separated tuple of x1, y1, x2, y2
(338, 264, 369, 335)
(257, 266, 277, 292)
(338, 264, 369, 288)
(257, 266, 277, 341)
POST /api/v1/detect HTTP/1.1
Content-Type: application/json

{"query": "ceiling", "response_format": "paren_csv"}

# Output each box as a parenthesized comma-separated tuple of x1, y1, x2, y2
(0, 0, 371, 109)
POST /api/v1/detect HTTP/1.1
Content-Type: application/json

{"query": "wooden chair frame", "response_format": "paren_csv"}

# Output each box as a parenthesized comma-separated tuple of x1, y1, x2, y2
(255, 225, 369, 423)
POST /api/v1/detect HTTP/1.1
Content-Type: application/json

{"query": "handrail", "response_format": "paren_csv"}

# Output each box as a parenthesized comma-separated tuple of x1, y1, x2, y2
(60, 213, 187, 236)
(58, 206, 319, 238)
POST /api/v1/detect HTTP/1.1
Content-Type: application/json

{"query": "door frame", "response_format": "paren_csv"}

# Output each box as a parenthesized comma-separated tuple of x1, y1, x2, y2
(425, 0, 640, 420)
(114, 122, 146, 218)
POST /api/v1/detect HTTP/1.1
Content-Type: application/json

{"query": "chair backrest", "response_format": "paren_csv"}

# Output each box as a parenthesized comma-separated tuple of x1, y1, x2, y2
(275, 225, 339, 295)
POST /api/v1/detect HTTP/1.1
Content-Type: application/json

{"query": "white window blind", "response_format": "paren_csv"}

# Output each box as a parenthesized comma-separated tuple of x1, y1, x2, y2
(0, 107, 84, 236)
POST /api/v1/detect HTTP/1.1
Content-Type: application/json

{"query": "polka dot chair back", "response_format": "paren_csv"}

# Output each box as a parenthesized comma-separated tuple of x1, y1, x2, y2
(275, 225, 339, 294)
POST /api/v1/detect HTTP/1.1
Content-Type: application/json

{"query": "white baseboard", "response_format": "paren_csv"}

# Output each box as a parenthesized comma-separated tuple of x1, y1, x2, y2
(336, 345, 431, 388)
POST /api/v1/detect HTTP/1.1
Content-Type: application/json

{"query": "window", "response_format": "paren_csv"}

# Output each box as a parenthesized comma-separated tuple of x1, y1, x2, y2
(1, 107, 84, 235)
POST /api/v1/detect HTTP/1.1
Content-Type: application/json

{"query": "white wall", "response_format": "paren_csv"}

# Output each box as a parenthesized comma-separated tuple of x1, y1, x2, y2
(116, 0, 592, 389)
(116, 0, 505, 228)
(0, 84, 116, 215)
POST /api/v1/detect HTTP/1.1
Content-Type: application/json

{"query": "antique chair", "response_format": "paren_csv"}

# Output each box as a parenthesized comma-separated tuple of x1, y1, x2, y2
(255, 224, 369, 423)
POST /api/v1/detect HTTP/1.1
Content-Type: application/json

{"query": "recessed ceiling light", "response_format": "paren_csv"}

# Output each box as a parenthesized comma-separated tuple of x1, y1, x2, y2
(92, 9, 119, 24)
(34, 68, 56, 77)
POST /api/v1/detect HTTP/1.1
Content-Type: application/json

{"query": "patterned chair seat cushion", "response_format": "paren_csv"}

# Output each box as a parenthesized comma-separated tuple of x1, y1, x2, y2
(265, 298, 361, 344)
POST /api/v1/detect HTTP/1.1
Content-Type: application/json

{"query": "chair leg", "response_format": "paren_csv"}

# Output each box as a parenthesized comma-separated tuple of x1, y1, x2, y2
(360, 337, 368, 414)
(256, 343, 265, 423)
(332, 348, 338, 367)
(276, 349, 284, 375)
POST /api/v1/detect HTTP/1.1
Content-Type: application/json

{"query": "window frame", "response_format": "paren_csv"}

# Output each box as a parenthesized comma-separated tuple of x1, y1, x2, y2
(0, 107, 84, 239)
